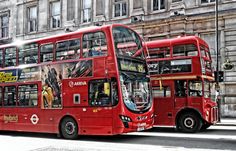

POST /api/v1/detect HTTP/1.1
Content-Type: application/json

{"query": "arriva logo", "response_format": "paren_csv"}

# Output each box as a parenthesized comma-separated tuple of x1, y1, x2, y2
(69, 81, 87, 87)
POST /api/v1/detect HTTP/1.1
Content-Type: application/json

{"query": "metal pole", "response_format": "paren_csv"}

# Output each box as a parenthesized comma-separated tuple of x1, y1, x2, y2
(215, 0, 221, 122)
(216, 1, 219, 76)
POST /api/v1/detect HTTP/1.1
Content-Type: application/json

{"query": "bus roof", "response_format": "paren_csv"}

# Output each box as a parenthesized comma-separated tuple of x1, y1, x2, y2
(0, 24, 127, 49)
(146, 36, 209, 48)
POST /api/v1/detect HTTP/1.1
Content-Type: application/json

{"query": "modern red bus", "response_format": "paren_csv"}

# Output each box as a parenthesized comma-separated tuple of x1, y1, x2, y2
(146, 36, 218, 133)
(0, 24, 153, 139)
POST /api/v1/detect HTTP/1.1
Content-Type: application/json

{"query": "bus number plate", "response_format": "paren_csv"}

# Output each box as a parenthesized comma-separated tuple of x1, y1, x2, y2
(137, 127, 145, 131)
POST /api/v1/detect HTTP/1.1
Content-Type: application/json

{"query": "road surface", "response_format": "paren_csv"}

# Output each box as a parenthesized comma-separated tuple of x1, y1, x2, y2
(0, 125, 235, 151)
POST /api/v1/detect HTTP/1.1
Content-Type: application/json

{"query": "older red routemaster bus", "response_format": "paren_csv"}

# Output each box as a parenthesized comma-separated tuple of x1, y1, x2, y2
(146, 36, 218, 133)
(0, 24, 153, 139)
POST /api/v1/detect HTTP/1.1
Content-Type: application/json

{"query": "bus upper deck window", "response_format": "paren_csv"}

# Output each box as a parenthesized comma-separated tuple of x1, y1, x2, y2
(0, 49, 3, 67)
(56, 39, 80, 60)
(112, 27, 142, 58)
(40, 44, 54, 62)
(19, 43, 38, 65)
(5, 47, 17, 67)
(173, 44, 198, 57)
(148, 47, 170, 59)
(200, 46, 210, 59)
(83, 32, 107, 58)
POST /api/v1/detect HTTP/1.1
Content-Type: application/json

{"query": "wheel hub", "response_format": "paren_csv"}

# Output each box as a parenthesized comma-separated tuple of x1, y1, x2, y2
(184, 117, 195, 128)
(65, 122, 75, 135)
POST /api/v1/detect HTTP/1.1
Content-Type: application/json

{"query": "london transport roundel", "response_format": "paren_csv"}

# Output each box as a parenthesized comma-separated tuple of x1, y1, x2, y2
(30, 114, 39, 125)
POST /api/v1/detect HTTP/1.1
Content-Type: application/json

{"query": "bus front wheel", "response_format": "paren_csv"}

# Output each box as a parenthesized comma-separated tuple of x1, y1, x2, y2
(201, 123, 211, 131)
(178, 112, 202, 133)
(60, 117, 78, 139)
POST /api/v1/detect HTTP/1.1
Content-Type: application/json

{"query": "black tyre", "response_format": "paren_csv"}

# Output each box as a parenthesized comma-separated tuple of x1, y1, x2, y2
(60, 117, 78, 139)
(201, 123, 211, 131)
(177, 112, 202, 133)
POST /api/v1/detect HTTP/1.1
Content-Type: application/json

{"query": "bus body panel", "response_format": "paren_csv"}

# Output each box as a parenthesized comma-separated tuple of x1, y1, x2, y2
(0, 24, 153, 137)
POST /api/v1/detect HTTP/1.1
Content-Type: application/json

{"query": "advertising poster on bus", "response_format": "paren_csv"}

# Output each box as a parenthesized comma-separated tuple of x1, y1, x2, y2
(41, 60, 93, 109)
(63, 60, 93, 78)
(18, 66, 40, 82)
(0, 69, 18, 83)
(41, 64, 62, 109)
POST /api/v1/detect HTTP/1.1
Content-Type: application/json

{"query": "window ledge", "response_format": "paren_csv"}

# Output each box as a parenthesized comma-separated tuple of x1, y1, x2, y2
(149, 9, 167, 14)
(49, 27, 63, 31)
(27, 31, 38, 35)
(200, 2, 216, 6)
(111, 16, 128, 21)
(0, 37, 10, 40)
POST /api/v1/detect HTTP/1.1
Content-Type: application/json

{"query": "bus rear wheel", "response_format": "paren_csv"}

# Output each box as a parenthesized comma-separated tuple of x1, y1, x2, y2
(60, 117, 78, 139)
(178, 112, 202, 133)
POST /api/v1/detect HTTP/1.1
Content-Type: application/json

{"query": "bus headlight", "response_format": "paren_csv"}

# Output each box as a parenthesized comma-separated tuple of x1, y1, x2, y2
(151, 114, 154, 118)
(119, 115, 132, 122)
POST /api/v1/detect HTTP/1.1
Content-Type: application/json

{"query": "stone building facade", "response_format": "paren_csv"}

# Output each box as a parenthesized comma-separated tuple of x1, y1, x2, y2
(0, 0, 236, 117)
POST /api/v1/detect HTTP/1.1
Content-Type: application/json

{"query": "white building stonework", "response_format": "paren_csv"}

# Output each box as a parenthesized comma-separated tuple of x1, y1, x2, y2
(0, 0, 236, 117)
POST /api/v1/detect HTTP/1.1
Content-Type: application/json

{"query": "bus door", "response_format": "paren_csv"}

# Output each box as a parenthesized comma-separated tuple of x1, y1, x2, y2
(152, 81, 174, 126)
(174, 80, 188, 110)
(81, 79, 113, 135)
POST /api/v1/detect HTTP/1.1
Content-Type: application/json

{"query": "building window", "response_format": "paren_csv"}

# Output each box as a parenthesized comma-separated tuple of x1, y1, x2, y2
(114, 0, 127, 17)
(153, 0, 165, 11)
(96, 0, 104, 16)
(133, 0, 142, 9)
(82, 0, 92, 23)
(1, 15, 9, 38)
(28, 6, 37, 32)
(201, 0, 215, 3)
(67, 0, 75, 21)
(50, 1, 61, 28)
(172, 0, 182, 2)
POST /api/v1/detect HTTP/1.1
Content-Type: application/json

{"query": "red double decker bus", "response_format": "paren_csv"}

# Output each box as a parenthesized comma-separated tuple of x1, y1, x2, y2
(146, 36, 218, 132)
(0, 24, 153, 139)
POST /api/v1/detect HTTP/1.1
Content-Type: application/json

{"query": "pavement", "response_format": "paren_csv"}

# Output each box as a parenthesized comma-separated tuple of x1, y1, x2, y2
(216, 118, 236, 126)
